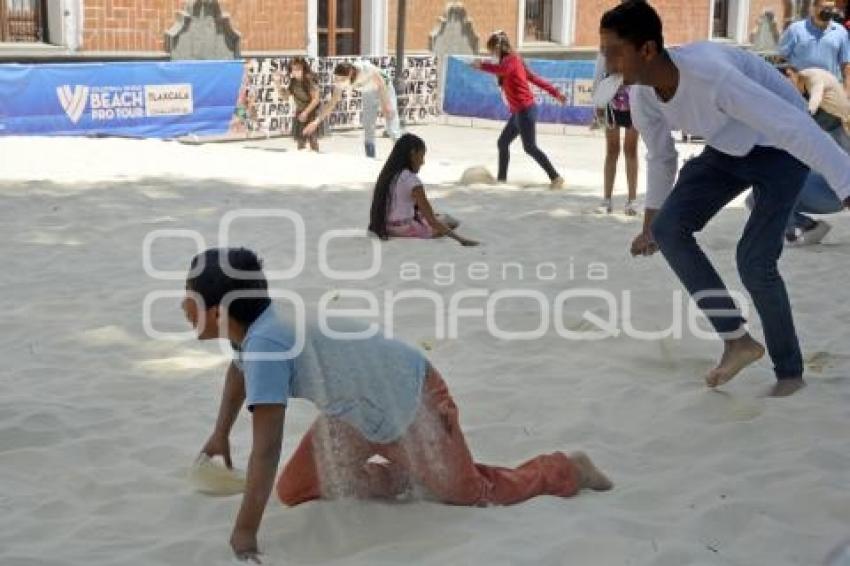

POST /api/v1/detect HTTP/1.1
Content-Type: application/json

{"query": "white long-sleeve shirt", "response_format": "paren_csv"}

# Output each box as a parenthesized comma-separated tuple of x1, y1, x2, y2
(631, 42, 850, 209)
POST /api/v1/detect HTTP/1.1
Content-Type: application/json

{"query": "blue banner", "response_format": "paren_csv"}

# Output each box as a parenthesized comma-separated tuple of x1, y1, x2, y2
(443, 56, 596, 125)
(0, 60, 244, 138)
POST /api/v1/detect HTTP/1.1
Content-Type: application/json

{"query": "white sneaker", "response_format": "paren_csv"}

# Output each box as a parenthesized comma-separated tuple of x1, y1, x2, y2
(624, 200, 638, 216)
(788, 221, 832, 246)
(798, 220, 831, 245)
(597, 198, 613, 214)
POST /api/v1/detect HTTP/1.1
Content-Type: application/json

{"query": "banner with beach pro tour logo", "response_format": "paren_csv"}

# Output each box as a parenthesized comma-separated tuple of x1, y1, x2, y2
(0, 61, 243, 138)
(0, 57, 439, 139)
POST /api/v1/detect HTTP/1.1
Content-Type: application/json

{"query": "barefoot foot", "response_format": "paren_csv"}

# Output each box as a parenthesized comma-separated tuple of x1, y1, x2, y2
(705, 335, 765, 388)
(571, 451, 613, 491)
(550, 176, 566, 190)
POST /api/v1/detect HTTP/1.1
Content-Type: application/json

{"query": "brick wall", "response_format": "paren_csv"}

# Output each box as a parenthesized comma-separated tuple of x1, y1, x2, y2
(389, 0, 715, 53)
(388, 0, 520, 52)
(746, 0, 847, 44)
(749, 0, 791, 35)
(77, 0, 849, 55)
(81, 0, 305, 53)
(576, 0, 712, 48)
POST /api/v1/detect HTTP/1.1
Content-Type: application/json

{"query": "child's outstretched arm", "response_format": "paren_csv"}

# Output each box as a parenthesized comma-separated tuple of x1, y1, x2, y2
(471, 57, 513, 76)
(230, 404, 286, 563)
(304, 87, 343, 136)
(301, 82, 321, 122)
(526, 68, 566, 104)
(412, 187, 480, 247)
(201, 361, 245, 468)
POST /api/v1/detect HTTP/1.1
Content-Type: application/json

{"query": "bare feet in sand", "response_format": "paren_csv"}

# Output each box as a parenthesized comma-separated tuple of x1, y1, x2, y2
(571, 452, 613, 492)
(768, 378, 806, 398)
(705, 334, 765, 389)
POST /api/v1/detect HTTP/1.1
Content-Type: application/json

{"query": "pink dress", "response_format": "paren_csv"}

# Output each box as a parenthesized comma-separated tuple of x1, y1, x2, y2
(386, 169, 433, 239)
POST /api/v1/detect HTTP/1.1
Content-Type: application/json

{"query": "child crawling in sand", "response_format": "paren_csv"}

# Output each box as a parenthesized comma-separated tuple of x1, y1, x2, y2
(183, 247, 612, 562)
(368, 133, 479, 247)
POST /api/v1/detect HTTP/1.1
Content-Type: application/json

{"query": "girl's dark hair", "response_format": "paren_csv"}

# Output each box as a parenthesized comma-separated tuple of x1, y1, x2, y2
(486, 31, 515, 87)
(288, 56, 315, 81)
(368, 133, 427, 240)
(486, 30, 512, 59)
(187, 248, 271, 326)
(600, 0, 664, 52)
(334, 62, 356, 79)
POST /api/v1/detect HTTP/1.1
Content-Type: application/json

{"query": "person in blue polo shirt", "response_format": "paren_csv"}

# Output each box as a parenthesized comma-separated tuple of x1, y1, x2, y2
(779, 0, 850, 91)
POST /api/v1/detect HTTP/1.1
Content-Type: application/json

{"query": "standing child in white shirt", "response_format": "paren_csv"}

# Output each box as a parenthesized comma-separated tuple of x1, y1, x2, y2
(305, 61, 402, 158)
(600, 1, 850, 397)
(368, 134, 479, 246)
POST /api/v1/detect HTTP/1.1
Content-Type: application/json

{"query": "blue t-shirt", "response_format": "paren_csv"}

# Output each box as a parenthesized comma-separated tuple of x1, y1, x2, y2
(779, 19, 850, 79)
(233, 306, 429, 444)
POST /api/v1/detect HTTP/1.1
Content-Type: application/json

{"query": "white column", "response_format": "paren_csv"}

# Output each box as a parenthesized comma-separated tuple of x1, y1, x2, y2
(517, 0, 526, 46)
(551, 0, 576, 45)
(307, 0, 318, 57)
(68, 0, 84, 51)
(361, 0, 388, 56)
(46, 0, 65, 46)
(733, 0, 752, 43)
(708, 0, 717, 39)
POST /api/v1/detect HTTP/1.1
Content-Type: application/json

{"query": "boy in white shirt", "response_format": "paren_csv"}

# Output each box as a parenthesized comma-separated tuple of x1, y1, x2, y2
(306, 60, 402, 158)
(600, 1, 850, 396)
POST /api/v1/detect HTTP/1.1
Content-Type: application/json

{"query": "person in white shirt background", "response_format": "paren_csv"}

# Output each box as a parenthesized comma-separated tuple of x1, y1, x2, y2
(599, 0, 850, 397)
(305, 61, 402, 158)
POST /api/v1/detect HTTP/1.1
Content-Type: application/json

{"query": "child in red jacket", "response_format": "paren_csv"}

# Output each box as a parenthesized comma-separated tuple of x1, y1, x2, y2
(471, 31, 567, 189)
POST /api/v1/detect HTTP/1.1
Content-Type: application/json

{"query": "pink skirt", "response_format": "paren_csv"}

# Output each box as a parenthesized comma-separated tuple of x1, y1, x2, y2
(387, 217, 433, 239)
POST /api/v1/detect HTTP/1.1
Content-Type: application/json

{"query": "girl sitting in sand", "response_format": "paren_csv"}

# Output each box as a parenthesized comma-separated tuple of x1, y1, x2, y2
(368, 133, 479, 247)
(185, 248, 612, 562)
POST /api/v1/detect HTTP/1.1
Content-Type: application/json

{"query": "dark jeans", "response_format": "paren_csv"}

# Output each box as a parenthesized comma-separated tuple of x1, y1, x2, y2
(651, 146, 809, 380)
(497, 104, 559, 182)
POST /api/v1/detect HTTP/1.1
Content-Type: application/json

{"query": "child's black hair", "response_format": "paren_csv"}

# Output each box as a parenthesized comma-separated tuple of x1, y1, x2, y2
(600, 0, 664, 52)
(486, 30, 512, 59)
(486, 31, 513, 87)
(334, 62, 356, 79)
(187, 247, 271, 326)
(368, 133, 427, 240)
(288, 56, 316, 82)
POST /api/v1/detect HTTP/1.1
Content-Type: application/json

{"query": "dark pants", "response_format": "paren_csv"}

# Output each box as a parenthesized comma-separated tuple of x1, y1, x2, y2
(497, 104, 559, 182)
(651, 146, 809, 380)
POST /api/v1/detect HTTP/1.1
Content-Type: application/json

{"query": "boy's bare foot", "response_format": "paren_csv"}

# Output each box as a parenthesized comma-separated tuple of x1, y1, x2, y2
(705, 334, 765, 388)
(768, 378, 806, 398)
(571, 451, 613, 491)
(550, 176, 566, 190)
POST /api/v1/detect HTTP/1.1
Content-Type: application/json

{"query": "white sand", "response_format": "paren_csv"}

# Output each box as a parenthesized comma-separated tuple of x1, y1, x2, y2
(1, 126, 848, 566)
